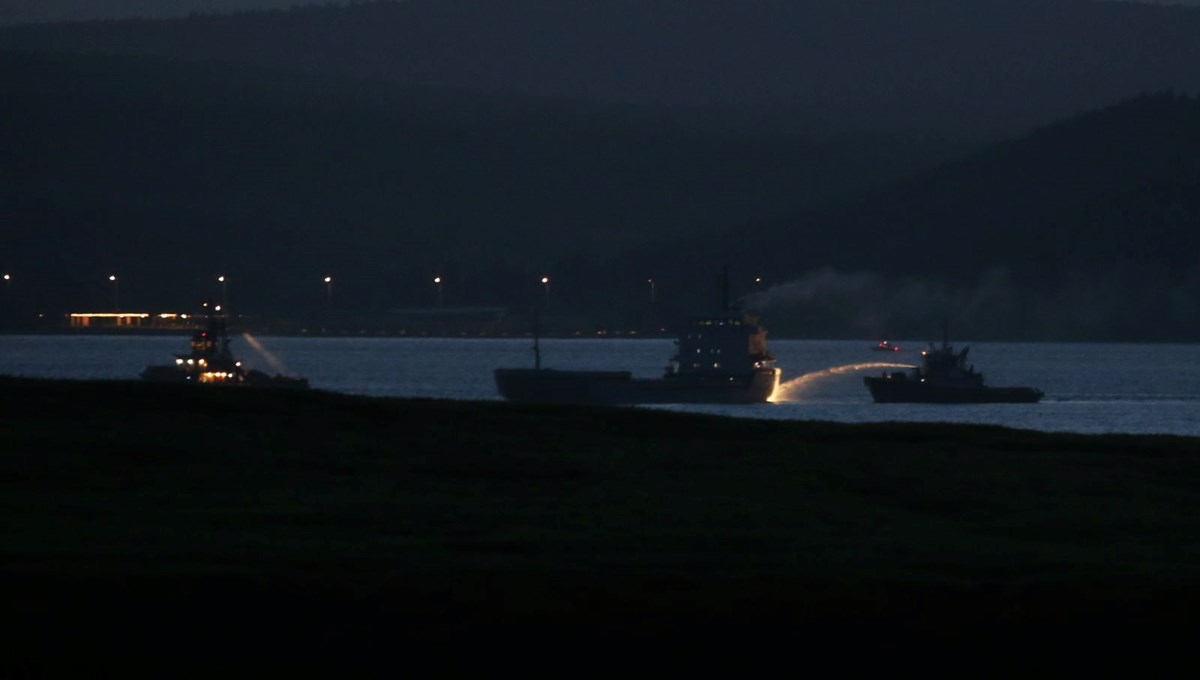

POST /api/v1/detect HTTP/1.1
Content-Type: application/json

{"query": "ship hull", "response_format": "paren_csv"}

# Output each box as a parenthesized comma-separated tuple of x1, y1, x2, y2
(494, 368, 780, 405)
(863, 377, 1043, 404)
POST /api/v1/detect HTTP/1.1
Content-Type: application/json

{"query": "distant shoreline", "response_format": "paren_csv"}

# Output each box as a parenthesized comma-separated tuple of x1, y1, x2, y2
(0, 326, 675, 339)
(0, 327, 1194, 344)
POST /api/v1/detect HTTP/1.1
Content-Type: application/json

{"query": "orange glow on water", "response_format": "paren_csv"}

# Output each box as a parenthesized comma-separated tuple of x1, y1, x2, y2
(772, 362, 915, 402)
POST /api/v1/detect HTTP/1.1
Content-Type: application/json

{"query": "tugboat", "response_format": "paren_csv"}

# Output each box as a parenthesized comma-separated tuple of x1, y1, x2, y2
(872, 340, 901, 352)
(140, 307, 309, 389)
(863, 325, 1041, 403)
(494, 273, 780, 405)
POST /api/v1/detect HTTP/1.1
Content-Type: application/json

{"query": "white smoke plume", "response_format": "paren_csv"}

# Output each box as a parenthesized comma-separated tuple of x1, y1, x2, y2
(738, 264, 1200, 341)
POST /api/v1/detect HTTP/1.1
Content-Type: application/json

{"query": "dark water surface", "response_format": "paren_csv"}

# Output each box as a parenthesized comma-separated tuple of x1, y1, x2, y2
(3, 335, 1198, 436)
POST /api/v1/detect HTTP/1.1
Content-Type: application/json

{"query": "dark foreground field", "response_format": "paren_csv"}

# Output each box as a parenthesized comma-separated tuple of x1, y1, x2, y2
(4, 377, 1200, 670)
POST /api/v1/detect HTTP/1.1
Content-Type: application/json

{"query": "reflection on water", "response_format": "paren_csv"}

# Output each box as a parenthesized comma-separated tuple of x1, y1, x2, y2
(2, 335, 1199, 436)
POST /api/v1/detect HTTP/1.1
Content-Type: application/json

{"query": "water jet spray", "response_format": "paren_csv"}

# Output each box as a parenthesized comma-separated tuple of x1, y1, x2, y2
(241, 332, 289, 375)
(773, 362, 915, 402)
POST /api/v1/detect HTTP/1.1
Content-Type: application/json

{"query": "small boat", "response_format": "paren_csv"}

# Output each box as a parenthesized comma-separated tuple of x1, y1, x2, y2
(872, 340, 901, 352)
(863, 325, 1042, 404)
(494, 271, 780, 405)
(140, 310, 309, 389)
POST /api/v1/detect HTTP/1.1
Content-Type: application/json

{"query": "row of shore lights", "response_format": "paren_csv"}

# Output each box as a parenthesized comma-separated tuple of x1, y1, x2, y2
(0, 273, 550, 308)
(1, 273, 764, 308)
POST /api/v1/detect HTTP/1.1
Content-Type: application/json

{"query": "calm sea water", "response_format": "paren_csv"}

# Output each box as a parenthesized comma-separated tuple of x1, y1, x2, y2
(2, 334, 1199, 437)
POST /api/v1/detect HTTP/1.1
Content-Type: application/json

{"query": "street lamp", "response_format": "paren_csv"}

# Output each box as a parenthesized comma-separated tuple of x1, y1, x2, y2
(217, 275, 227, 309)
(433, 276, 443, 306)
(108, 275, 119, 311)
(540, 276, 550, 304)
(324, 276, 333, 307)
(647, 278, 656, 304)
(3, 274, 10, 293)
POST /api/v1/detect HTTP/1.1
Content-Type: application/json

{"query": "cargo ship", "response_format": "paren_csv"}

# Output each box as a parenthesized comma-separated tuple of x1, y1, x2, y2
(495, 267, 782, 405)
(494, 269, 781, 410)
(494, 312, 779, 405)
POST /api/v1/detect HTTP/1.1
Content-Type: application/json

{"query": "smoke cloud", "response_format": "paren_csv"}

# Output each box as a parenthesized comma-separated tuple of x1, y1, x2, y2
(739, 265, 1200, 341)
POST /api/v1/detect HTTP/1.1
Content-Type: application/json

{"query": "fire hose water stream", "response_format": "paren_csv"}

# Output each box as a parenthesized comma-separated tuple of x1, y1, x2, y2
(241, 332, 290, 375)
(772, 362, 916, 402)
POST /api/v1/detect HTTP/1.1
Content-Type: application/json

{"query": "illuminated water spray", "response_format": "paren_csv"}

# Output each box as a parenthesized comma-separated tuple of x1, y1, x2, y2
(772, 362, 916, 402)
(241, 332, 289, 374)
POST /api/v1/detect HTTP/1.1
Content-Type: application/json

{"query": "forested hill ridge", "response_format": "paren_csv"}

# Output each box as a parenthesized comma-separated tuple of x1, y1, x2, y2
(0, 50, 961, 316)
(5, 1, 1200, 340)
(2, 0, 1200, 136)
(611, 92, 1200, 342)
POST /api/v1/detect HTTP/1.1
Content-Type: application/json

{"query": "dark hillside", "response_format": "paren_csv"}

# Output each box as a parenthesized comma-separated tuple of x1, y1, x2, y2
(602, 93, 1200, 341)
(2, 0, 1199, 136)
(1, 51, 955, 317)
(0, 0, 325, 26)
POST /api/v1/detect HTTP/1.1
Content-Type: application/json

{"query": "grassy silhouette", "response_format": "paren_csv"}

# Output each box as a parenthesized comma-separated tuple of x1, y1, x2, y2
(3, 377, 1198, 667)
